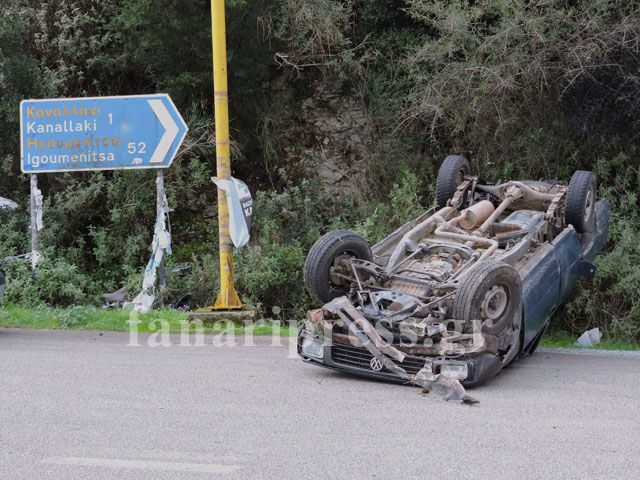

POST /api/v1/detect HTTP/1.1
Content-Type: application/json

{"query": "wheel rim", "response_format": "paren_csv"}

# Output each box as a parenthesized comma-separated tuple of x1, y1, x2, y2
(480, 285, 508, 321)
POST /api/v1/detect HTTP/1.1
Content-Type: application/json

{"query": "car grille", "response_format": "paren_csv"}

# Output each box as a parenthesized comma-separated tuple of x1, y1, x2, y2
(330, 343, 426, 376)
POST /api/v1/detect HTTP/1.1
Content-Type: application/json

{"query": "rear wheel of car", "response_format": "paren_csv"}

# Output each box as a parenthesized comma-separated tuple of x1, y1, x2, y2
(565, 170, 597, 234)
(304, 230, 373, 304)
(436, 155, 470, 209)
(453, 260, 522, 335)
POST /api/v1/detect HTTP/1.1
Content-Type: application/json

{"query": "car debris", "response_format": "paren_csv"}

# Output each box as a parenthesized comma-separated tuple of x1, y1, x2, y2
(0, 197, 18, 210)
(575, 328, 602, 348)
(298, 156, 611, 403)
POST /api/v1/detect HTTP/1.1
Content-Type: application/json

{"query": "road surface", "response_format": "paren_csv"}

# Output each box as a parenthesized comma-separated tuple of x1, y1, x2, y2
(1, 328, 639, 479)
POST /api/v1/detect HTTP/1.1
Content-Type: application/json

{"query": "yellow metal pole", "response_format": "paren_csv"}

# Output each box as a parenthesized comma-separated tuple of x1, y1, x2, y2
(212, 0, 243, 310)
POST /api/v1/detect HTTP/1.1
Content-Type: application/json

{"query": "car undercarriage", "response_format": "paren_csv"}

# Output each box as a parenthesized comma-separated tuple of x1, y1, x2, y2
(298, 156, 611, 403)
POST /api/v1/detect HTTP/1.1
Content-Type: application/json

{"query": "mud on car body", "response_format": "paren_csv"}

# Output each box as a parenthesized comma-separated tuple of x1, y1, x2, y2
(298, 156, 611, 402)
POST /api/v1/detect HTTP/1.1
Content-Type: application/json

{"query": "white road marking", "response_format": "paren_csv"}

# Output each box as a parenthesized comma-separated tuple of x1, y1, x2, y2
(44, 456, 241, 474)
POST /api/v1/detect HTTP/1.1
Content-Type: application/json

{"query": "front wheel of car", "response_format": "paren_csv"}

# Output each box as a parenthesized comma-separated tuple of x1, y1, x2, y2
(303, 230, 373, 304)
(453, 260, 522, 335)
(565, 170, 597, 234)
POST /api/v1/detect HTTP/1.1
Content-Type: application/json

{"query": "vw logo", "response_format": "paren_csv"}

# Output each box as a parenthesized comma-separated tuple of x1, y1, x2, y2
(369, 357, 383, 372)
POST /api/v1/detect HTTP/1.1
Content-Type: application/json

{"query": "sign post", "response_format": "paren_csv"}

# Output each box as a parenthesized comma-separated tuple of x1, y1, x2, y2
(211, 0, 243, 310)
(29, 174, 40, 269)
(155, 168, 167, 300)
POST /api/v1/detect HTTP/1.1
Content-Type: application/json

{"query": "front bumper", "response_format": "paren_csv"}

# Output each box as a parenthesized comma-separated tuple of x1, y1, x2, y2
(297, 326, 502, 388)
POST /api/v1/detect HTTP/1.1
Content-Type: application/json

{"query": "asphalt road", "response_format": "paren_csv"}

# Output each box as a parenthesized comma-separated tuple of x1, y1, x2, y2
(1, 328, 639, 480)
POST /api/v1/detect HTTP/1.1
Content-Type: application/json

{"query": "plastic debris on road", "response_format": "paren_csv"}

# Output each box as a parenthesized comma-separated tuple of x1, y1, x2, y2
(575, 328, 602, 348)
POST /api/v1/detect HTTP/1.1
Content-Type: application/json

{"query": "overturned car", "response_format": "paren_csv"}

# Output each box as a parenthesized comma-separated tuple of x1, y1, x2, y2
(298, 156, 611, 402)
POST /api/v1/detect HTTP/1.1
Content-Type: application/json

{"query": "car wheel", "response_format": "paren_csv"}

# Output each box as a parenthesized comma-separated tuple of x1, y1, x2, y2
(565, 170, 597, 234)
(304, 230, 373, 304)
(453, 260, 522, 335)
(436, 155, 470, 209)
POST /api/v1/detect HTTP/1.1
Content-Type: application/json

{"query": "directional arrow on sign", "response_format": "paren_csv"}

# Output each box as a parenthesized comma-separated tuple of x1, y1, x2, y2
(148, 99, 180, 165)
(20, 94, 189, 173)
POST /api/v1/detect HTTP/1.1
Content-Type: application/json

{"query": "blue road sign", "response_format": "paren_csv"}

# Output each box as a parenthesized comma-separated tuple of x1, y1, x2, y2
(20, 94, 188, 173)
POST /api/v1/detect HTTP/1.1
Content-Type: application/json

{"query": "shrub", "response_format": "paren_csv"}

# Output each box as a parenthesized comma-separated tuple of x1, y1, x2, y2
(355, 167, 426, 244)
(234, 178, 325, 314)
(167, 253, 221, 309)
(274, 0, 355, 73)
(237, 241, 307, 313)
(3, 255, 94, 307)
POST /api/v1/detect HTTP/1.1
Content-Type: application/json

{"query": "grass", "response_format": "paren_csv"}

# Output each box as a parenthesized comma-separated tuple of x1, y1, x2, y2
(540, 330, 640, 351)
(0, 305, 299, 336)
(1, 305, 638, 349)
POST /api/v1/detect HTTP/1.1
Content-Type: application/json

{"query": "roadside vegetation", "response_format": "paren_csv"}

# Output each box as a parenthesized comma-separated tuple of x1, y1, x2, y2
(0, 305, 298, 336)
(1, 1, 639, 344)
(1, 304, 636, 350)
(540, 331, 640, 351)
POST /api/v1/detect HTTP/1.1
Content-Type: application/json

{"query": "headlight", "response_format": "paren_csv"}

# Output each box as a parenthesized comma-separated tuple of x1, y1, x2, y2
(439, 362, 469, 381)
(301, 334, 324, 360)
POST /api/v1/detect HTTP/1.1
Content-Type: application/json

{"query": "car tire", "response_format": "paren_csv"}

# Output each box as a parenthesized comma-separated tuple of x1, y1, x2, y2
(436, 155, 470, 208)
(453, 260, 522, 335)
(304, 230, 372, 304)
(565, 170, 597, 234)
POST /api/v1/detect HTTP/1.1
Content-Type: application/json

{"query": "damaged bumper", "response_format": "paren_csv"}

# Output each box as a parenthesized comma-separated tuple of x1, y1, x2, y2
(298, 326, 501, 388)
(297, 297, 514, 403)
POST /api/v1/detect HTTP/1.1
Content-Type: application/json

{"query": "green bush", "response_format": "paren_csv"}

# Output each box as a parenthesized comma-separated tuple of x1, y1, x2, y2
(355, 167, 426, 244)
(237, 241, 307, 312)
(3, 255, 94, 307)
(0, 206, 29, 259)
(167, 253, 221, 309)
(234, 178, 326, 314)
